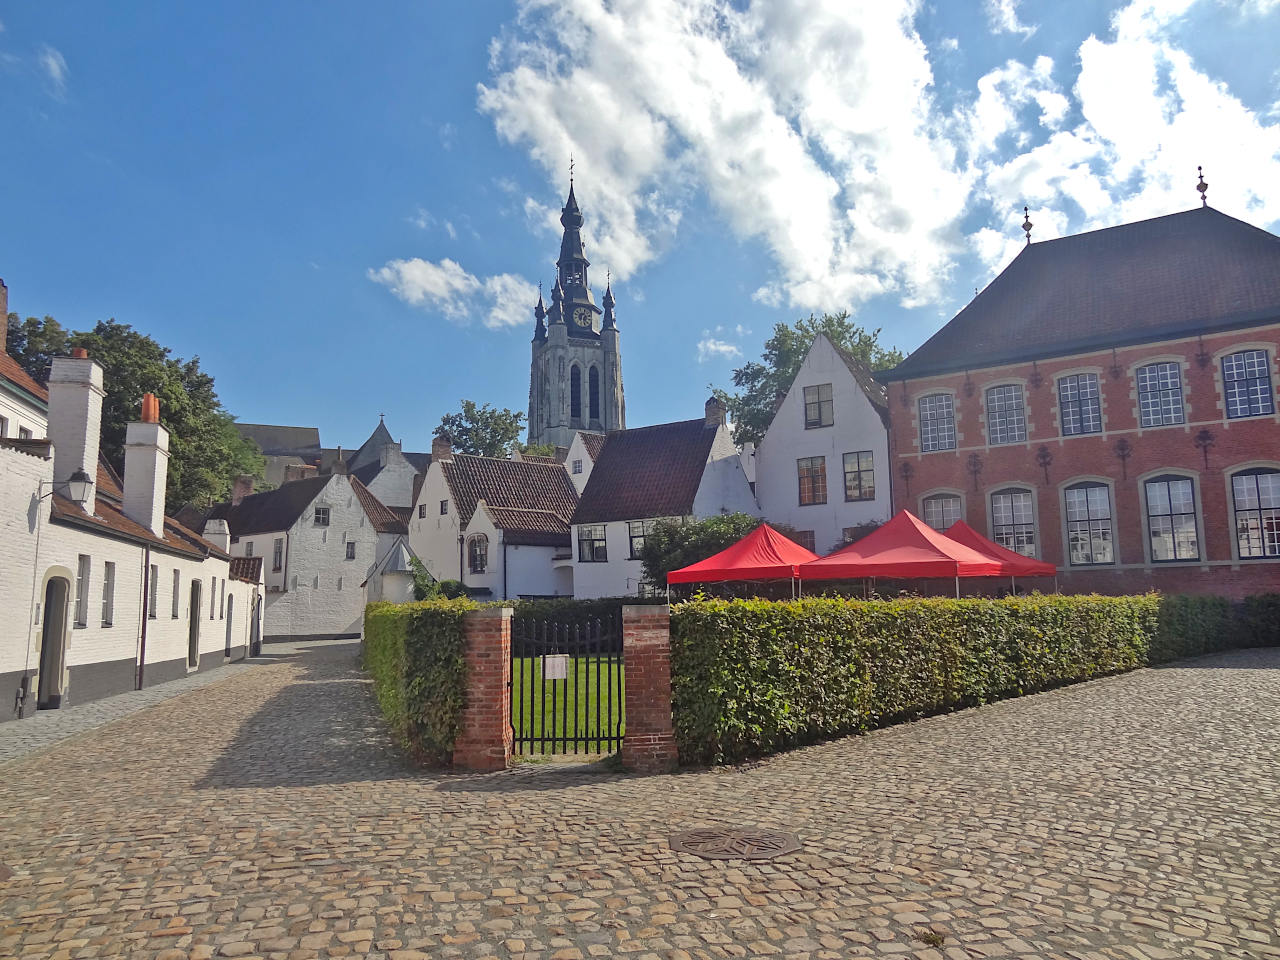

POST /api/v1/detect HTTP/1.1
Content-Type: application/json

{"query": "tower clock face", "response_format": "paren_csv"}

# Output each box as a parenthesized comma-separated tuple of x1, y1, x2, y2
(573, 307, 592, 328)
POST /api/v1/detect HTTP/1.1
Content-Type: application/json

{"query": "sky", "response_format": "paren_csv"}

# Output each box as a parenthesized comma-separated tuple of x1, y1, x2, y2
(3, 0, 1280, 454)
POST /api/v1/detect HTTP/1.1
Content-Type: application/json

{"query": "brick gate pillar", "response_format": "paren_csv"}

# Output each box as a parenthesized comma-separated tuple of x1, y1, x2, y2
(453, 607, 512, 772)
(621, 604, 678, 774)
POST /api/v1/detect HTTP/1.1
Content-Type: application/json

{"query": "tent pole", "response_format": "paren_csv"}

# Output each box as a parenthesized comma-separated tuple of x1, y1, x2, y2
(955, 576, 960, 599)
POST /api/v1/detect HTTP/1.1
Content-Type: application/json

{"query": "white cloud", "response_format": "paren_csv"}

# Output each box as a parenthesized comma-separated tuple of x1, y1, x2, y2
(38, 44, 67, 99)
(369, 257, 538, 330)
(438, 122, 457, 150)
(408, 207, 433, 230)
(697, 334, 742, 362)
(984, 0, 1036, 37)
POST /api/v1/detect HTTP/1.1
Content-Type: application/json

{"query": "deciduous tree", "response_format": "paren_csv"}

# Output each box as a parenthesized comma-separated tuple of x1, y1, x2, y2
(435, 400, 527, 458)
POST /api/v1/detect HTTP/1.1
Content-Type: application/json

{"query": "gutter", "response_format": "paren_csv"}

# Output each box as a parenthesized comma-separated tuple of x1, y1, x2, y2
(137, 546, 151, 690)
(49, 509, 213, 561)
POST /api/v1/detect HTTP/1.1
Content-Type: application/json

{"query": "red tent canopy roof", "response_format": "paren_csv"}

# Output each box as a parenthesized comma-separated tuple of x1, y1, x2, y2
(944, 520, 1058, 576)
(798, 510, 1005, 580)
(667, 523, 819, 584)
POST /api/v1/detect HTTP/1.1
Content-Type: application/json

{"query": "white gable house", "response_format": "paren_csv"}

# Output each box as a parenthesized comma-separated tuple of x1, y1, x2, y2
(753, 333, 892, 554)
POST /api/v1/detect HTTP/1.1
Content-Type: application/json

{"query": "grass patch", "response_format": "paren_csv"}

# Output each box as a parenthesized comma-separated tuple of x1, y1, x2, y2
(511, 655, 625, 754)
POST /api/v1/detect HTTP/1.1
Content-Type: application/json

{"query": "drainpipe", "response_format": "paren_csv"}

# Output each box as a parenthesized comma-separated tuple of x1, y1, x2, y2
(457, 534, 465, 582)
(502, 537, 509, 601)
(137, 546, 151, 689)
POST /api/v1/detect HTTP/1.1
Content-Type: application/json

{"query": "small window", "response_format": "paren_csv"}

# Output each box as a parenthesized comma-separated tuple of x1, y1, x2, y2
(418, 504, 427, 519)
(572, 459, 583, 475)
(918, 394, 956, 452)
(1222, 349, 1275, 419)
(468, 534, 488, 574)
(439, 500, 449, 516)
(797, 456, 827, 505)
(272, 538, 284, 572)
(219, 579, 225, 619)
(172, 569, 181, 618)
(842, 451, 875, 502)
(589, 367, 601, 421)
(990, 488, 1036, 557)
(75, 554, 90, 627)
(18, 426, 32, 440)
(0, 416, 7, 437)
(803, 384, 834, 428)
(1064, 482, 1114, 565)
(210, 577, 216, 619)
(346, 541, 356, 561)
(578, 524, 608, 562)
(101, 561, 116, 627)
(1136, 362, 1185, 427)
(1146, 476, 1199, 562)
(314, 506, 330, 526)
(570, 366, 582, 421)
(148, 564, 158, 619)
(922, 494, 961, 531)
(1231, 468, 1280, 558)
(793, 530, 817, 552)
(985, 385, 1027, 445)
(628, 519, 658, 559)
(245, 541, 254, 558)
(1058, 374, 1102, 436)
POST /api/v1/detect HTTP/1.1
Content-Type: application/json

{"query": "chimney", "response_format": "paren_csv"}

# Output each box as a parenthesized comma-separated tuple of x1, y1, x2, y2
(431, 433, 453, 462)
(232, 474, 254, 505)
(202, 518, 231, 552)
(283, 463, 316, 483)
(123, 392, 170, 536)
(379, 441, 402, 468)
(705, 395, 727, 429)
(0, 279, 8, 330)
(48, 349, 105, 508)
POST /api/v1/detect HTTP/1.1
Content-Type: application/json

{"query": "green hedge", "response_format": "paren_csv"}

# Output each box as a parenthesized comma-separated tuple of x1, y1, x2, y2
(363, 598, 476, 764)
(1243, 593, 1280, 647)
(670, 592, 1271, 765)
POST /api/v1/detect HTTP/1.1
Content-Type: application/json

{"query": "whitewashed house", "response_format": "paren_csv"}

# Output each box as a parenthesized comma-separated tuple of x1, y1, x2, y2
(752, 333, 892, 554)
(409, 436, 579, 599)
(564, 430, 607, 495)
(207, 470, 410, 640)
(1, 349, 262, 721)
(570, 400, 761, 599)
(1, 280, 50, 441)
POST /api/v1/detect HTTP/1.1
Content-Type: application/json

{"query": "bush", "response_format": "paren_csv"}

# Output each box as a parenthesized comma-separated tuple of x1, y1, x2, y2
(670, 593, 1226, 765)
(363, 597, 476, 764)
(1242, 593, 1280, 647)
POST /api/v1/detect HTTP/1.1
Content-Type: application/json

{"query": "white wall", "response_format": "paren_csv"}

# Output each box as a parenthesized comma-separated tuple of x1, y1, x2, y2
(571, 520, 653, 600)
(754, 334, 892, 554)
(408, 461, 462, 583)
(0, 446, 53, 680)
(564, 432, 596, 495)
(0, 388, 47, 441)
(692, 423, 762, 520)
(366, 447, 420, 509)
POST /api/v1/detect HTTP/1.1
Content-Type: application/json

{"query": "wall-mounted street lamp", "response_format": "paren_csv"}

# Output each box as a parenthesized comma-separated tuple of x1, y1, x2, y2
(38, 468, 94, 505)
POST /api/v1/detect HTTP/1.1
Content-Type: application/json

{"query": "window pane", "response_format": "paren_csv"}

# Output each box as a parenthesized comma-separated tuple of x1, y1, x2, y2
(919, 394, 956, 452)
(1066, 483, 1113, 564)
(922, 495, 960, 530)
(1059, 374, 1102, 435)
(985, 385, 1026, 445)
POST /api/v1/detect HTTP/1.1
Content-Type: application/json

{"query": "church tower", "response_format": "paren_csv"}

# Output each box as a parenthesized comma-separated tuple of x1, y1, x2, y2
(527, 182, 625, 449)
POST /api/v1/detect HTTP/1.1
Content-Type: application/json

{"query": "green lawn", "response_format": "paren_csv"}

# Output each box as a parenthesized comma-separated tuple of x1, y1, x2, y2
(511, 655, 625, 754)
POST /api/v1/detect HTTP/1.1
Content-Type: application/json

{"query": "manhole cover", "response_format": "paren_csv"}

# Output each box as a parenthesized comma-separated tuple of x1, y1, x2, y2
(669, 826, 801, 860)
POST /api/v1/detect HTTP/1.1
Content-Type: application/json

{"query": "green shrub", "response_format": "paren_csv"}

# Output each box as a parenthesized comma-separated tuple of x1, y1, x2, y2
(1150, 594, 1235, 663)
(363, 597, 477, 764)
(1242, 593, 1280, 647)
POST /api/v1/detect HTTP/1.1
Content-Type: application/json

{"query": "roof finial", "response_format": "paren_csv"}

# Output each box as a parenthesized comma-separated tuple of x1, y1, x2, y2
(1197, 165, 1209, 208)
(569, 153, 574, 187)
(1022, 205, 1033, 244)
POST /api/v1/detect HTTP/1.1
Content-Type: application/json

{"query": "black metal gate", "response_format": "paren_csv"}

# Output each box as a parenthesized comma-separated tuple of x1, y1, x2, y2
(510, 614, 624, 755)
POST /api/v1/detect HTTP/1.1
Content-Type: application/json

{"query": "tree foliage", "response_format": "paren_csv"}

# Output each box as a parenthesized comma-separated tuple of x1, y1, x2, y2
(637, 513, 767, 588)
(436, 399, 527, 458)
(5, 314, 263, 512)
(714, 311, 905, 446)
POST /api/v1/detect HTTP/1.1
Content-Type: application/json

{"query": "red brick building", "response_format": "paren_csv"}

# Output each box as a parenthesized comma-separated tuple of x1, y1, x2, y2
(885, 205, 1280, 598)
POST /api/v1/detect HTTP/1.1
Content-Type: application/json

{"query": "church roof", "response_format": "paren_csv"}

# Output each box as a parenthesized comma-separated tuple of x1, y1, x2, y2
(891, 206, 1280, 380)
(347, 418, 396, 471)
(234, 423, 321, 457)
(572, 419, 718, 525)
(442, 454, 579, 531)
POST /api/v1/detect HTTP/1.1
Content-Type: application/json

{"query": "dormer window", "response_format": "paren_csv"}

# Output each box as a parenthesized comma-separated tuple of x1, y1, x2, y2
(314, 507, 330, 527)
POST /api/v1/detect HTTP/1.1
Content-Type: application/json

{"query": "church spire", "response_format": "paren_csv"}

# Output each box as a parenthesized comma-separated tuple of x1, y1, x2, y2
(548, 276, 566, 324)
(602, 272, 616, 330)
(533, 283, 547, 340)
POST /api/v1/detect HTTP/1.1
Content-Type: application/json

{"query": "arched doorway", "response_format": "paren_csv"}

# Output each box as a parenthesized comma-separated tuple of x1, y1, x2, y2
(37, 577, 70, 710)
(188, 579, 202, 669)
(224, 594, 234, 658)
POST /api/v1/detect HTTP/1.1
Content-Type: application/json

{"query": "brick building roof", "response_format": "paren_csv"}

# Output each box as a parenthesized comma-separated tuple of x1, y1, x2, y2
(572, 418, 717, 525)
(482, 505, 572, 547)
(578, 432, 607, 461)
(0, 351, 49, 406)
(890, 206, 1280, 380)
(442, 454, 579, 536)
(229, 556, 264, 583)
(350, 476, 408, 534)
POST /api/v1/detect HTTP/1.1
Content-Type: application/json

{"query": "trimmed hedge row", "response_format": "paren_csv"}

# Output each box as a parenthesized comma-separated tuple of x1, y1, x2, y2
(363, 598, 476, 763)
(670, 593, 1274, 765)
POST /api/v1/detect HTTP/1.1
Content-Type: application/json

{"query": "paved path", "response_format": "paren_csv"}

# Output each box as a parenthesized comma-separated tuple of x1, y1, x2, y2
(0, 642, 1277, 960)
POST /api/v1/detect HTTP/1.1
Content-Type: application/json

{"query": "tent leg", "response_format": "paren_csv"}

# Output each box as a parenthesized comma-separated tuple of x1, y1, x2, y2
(1010, 575, 1015, 594)
(955, 576, 960, 599)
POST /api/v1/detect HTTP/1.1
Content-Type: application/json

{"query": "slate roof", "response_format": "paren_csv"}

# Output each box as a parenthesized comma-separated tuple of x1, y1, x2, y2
(0, 351, 48, 406)
(350, 476, 408, 534)
(482, 505, 572, 547)
(828, 338, 890, 427)
(347, 419, 395, 471)
(891, 206, 1280, 380)
(404, 452, 432, 472)
(229, 556, 263, 583)
(234, 423, 321, 456)
(572, 419, 718, 525)
(209, 475, 333, 536)
(442, 454, 579, 533)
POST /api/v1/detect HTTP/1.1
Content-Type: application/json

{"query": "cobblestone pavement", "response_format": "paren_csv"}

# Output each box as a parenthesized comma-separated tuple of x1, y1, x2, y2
(1, 642, 1277, 960)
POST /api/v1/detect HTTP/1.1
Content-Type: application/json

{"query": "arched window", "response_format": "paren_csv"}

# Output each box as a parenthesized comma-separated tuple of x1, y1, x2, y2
(990, 487, 1036, 556)
(1231, 468, 1280, 558)
(570, 365, 582, 421)
(589, 366, 601, 421)
(1145, 475, 1199, 561)
(921, 493, 961, 531)
(918, 394, 955, 452)
(468, 534, 489, 575)
(1064, 481, 1114, 565)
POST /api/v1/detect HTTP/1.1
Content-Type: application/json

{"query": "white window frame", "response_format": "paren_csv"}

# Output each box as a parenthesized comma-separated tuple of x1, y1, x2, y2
(987, 486, 1038, 558)
(984, 384, 1027, 446)
(918, 393, 956, 452)
(1140, 470, 1202, 564)
(101, 561, 116, 627)
(919, 490, 964, 531)
(1061, 478, 1117, 566)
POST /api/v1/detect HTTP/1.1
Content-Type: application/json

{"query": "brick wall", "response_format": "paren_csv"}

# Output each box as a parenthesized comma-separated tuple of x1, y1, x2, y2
(889, 323, 1280, 598)
(453, 607, 512, 772)
(620, 604, 677, 774)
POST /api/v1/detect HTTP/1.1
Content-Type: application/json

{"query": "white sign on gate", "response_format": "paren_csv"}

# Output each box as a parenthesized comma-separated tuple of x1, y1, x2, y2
(543, 653, 569, 680)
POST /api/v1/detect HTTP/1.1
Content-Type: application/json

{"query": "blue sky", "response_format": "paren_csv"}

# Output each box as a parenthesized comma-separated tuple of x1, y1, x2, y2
(3, 0, 1279, 455)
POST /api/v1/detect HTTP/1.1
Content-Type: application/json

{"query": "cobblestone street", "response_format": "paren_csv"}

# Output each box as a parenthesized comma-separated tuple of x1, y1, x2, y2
(1, 641, 1277, 960)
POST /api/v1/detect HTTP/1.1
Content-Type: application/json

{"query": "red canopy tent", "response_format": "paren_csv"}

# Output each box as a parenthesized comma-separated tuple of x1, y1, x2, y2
(667, 523, 820, 584)
(798, 510, 1003, 589)
(944, 520, 1057, 577)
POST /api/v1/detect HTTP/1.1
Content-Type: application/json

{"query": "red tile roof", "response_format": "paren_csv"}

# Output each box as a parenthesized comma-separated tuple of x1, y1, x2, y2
(50, 491, 229, 561)
(482, 505, 571, 547)
(572, 419, 718, 525)
(229, 556, 264, 584)
(892, 207, 1280, 380)
(579, 432, 607, 461)
(443, 454, 578, 527)
(350, 476, 408, 534)
(0, 351, 49, 405)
